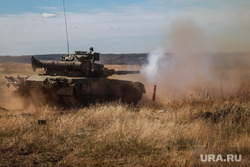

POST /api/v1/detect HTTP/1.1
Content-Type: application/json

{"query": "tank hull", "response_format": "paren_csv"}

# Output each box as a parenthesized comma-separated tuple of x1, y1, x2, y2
(8, 75, 145, 106)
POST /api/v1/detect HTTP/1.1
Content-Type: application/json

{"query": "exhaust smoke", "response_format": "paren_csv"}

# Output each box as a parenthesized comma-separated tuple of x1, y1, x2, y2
(142, 19, 250, 100)
(141, 47, 167, 83)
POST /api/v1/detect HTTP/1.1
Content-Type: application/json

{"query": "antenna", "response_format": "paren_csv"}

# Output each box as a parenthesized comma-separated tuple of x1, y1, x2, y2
(63, 0, 70, 55)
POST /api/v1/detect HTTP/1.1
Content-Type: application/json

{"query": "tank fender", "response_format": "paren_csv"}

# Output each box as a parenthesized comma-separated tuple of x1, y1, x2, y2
(135, 82, 146, 93)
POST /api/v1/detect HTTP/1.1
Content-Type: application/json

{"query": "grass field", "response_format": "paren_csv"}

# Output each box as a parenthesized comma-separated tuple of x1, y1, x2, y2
(0, 63, 249, 166)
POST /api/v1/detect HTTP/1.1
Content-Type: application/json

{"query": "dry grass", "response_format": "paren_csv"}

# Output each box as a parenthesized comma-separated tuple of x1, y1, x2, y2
(0, 101, 249, 166)
(0, 63, 249, 166)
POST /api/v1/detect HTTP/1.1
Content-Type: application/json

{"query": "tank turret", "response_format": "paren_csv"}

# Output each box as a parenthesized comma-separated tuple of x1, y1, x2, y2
(31, 48, 140, 78)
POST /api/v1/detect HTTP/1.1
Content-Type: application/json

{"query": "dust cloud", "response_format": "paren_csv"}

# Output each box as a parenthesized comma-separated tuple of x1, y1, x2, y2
(142, 19, 250, 100)
(0, 88, 25, 110)
(0, 63, 49, 111)
(0, 85, 55, 111)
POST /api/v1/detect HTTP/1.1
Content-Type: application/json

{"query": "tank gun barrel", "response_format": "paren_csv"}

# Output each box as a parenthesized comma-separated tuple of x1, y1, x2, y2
(31, 56, 93, 76)
(31, 56, 84, 72)
(113, 70, 140, 75)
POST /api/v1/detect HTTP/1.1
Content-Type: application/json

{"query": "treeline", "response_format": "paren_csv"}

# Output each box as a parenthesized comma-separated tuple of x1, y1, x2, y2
(0, 53, 148, 65)
(1, 52, 249, 68)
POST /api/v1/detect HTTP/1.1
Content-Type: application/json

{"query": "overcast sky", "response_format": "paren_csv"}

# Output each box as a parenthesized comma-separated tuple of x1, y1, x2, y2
(0, 0, 250, 55)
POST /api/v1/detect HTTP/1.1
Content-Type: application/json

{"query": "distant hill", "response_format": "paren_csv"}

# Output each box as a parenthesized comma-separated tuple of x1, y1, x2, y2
(0, 53, 148, 65)
(0, 52, 249, 69)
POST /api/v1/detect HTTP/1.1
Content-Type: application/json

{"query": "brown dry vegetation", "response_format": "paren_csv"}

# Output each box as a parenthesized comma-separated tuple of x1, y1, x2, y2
(0, 63, 249, 166)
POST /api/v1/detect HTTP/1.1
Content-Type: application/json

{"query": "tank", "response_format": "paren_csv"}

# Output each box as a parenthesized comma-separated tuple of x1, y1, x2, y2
(5, 48, 146, 106)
